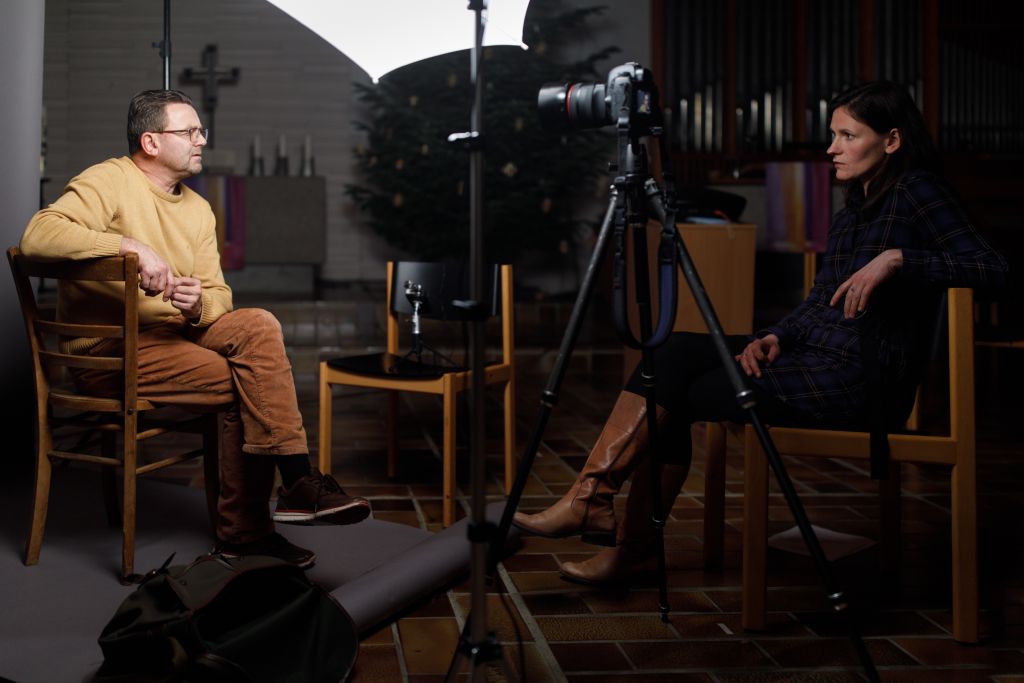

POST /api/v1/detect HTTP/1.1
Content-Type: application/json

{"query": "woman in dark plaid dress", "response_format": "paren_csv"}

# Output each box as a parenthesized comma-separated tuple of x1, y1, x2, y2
(514, 81, 1008, 585)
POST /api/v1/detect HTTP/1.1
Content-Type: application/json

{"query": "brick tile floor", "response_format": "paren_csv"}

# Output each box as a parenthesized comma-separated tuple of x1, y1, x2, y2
(290, 340, 1024, 682)
(153, 329, 1024, 680)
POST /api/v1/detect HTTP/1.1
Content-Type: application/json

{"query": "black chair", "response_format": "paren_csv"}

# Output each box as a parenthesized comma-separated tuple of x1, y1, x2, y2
(318, 261, 515, 526)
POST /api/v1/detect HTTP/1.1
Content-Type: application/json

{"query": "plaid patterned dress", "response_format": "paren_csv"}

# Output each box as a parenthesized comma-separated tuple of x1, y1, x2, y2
(758, 171, 1007, 421)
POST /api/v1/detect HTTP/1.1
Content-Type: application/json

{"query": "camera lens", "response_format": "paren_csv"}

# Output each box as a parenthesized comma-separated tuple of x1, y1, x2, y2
(537, 84, 570, 130)
(537, 82, 610, 131)
(567, 83, 610, 128)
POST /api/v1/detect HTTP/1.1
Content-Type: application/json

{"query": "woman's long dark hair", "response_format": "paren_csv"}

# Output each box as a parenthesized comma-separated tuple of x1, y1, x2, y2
(828, 81, 940, 209)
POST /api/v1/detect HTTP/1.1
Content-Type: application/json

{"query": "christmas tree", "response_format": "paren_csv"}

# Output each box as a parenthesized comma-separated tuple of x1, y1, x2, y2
(346, 5, 619, 262)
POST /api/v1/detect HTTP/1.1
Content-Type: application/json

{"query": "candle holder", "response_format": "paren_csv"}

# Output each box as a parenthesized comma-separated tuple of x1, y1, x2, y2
(301, 134, 315, 176)
(274, 134, 289, 176)
(248, 134, 265, 176)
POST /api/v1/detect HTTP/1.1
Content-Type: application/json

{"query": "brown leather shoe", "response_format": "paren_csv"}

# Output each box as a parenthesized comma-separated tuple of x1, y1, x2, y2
(273, 470, 371, 525)
(560, 461, 691, 585)
(560, 545, 657, 585)
(513, 391, 660, 546)
(512, 478, 617, 545)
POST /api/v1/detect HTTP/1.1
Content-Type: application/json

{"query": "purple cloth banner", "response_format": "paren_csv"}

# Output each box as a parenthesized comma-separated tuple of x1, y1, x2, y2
(183, 175, 247, 270)
(764, 162, 832, 252)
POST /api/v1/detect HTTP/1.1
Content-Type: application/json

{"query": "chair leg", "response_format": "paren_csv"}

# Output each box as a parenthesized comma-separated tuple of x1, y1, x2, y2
(742, 424, 768, 631)
(442, 382, 457, 527)
(121, 427, 138, 581)
(24, 440, 53, 567)
(502, 378, 515, 495)
(318, 364, 333, 476)
(703, 422, 727, 570)
(951, 456, 979, 642)
(202, 414, 221, 536)
(387, 391, 399, 479)
(879, 461, 902, 601)
(102, 432, 120, 527)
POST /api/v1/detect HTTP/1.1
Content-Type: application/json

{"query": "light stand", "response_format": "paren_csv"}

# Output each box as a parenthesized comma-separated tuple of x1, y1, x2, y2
(154, 0, 171, 89)
(444, 1, 512, 680)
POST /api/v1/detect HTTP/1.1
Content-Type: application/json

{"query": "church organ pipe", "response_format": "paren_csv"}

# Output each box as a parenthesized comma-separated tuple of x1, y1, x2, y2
(655, 0, 1024, 183)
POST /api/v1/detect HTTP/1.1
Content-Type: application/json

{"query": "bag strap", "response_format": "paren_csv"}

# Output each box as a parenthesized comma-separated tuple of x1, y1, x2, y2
(168, 554, 297, 611)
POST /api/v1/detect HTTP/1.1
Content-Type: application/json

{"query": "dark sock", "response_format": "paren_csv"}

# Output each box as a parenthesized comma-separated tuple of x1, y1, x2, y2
(276, 455, 312, 489)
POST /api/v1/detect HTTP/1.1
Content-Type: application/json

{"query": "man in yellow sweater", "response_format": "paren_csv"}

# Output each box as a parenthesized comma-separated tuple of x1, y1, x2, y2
(20, 89, 369, 568)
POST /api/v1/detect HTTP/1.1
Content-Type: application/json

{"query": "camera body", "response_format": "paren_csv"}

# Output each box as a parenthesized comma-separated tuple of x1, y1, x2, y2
(537, 62, 659, 138)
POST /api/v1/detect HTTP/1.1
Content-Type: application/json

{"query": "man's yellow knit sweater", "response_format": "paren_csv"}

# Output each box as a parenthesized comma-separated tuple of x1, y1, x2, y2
(21, 156, 232, 352)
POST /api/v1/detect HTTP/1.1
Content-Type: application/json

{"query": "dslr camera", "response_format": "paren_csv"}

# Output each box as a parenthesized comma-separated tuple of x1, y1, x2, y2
(537, 62, 659, 138)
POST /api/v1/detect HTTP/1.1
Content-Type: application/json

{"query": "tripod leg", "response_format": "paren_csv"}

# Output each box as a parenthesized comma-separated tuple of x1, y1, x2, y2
(633, 368, 671, 622)
(639, 417, 671, 623)
(628, 214, 673, 621)
(487, 192, 619, 573)
(643, 210, 882, 681)
(746, 412, 880, 681)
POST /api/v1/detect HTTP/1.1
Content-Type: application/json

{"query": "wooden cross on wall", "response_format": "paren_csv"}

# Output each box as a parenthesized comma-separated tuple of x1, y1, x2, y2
(180, 44, 240, 148)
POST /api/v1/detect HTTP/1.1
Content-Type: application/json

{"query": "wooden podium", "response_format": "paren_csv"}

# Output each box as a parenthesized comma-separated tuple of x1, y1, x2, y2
(623, 222, 757, 377)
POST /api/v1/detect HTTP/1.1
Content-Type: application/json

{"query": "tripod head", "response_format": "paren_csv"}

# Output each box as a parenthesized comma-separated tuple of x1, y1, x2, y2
(538, 62, 679, 353)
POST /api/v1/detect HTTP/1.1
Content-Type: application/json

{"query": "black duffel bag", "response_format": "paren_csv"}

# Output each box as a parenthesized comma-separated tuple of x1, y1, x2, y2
(95, 553, 357, 683)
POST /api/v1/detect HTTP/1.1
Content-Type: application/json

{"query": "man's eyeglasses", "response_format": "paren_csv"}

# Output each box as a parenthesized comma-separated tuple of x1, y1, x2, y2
(156, 127, 209, 143)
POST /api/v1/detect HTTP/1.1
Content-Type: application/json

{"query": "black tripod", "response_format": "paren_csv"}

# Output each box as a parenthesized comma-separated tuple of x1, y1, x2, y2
(479, 113, 882, 682)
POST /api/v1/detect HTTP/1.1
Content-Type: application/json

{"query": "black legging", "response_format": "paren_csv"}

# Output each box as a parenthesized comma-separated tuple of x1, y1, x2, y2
(623, 332, 808, 464)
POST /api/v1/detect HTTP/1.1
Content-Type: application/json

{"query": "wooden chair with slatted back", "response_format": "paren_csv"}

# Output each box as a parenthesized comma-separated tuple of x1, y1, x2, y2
(318, 261, 515, 527)
(740, 287, 979, 642)
(8, 247, 221, 582)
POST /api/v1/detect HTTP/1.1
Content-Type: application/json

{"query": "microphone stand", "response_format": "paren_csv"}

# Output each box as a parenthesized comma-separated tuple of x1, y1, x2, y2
(154, 0, 171, 89)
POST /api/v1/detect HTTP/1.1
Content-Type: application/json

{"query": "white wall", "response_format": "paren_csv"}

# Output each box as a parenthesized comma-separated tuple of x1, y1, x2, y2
(42, 0, 398, 282)
(40, 0, 653, 284)
(2, 0, 45, 447)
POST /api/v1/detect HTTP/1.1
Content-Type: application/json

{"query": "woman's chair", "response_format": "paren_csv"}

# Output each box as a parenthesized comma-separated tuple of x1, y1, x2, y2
(739, 287, 979, 642)
(318, 261, 515, 527)
(8, 247, 221, 582)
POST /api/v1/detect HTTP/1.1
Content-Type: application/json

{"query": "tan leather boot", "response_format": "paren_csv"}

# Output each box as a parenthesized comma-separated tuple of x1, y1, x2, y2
(513, 391, 663, 546)
(559, 458, 691, 585)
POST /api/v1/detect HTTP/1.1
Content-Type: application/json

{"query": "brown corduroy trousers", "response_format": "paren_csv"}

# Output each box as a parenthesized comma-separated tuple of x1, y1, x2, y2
(76, 308, 309, 543)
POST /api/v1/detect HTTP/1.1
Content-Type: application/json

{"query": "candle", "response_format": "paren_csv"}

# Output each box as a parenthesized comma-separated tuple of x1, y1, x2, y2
(253, 134, 261, 158)
(679, 98, 688, 150)
(819, 98, 828, 142)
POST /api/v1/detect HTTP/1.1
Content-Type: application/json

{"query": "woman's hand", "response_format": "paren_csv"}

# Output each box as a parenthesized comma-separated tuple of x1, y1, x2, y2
(736, 334, 781, 379)
(830, 248, 903, 319)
